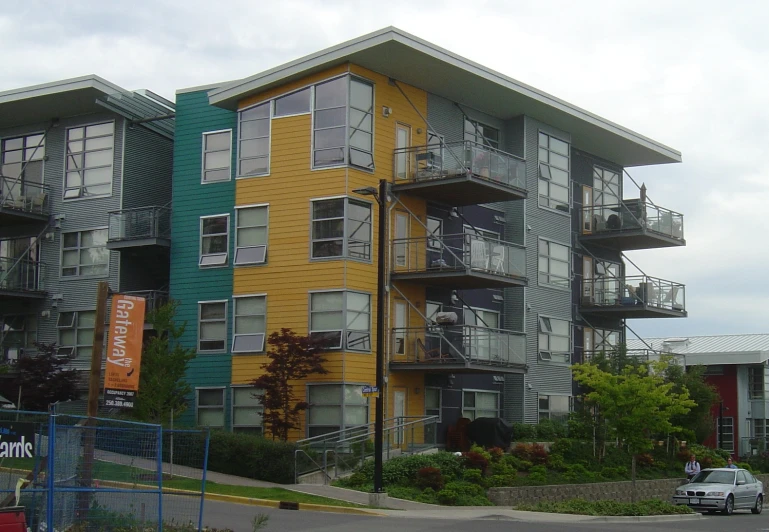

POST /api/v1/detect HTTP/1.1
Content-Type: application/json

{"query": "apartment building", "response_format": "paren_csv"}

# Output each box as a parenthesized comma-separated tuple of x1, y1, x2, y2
(170, 27, 686, 440)
(0, 76, 174, 379)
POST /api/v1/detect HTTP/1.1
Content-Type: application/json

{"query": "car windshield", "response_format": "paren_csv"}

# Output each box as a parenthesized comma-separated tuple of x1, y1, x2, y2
(691, 470, 735, 484)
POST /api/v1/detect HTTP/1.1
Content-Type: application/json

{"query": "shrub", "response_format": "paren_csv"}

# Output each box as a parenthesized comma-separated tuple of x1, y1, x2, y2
(527, 465, 548, 484)
(547, 453, 567, 471)
(437, 487, 458, 505)
(416, 487, 438, 504)
(512, 422, 536, 441)
(562, 463, 595, 483)
(515, 498, 694, 516)
(636, 453, 654, 468)
(387, 485, 424, 501)
(463, 468, 483, 485)
(200, 430, 296, 484)
(416, 466, 444, 491)
(440, 481, 493, 506)
(339, 451, 465, 488)
(490, 460, 516, 477)
(463, 451, 489, 473)
(484, 474, 516, 488)
(510, 443, 548, 465)
(488, 447, 505, 462)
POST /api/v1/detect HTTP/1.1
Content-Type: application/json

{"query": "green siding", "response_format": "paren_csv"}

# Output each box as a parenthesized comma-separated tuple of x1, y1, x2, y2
(170, 90, 236, 428)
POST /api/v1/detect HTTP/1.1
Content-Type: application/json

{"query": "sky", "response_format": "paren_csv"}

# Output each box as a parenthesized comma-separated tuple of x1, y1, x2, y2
(2, 0, 767, 339)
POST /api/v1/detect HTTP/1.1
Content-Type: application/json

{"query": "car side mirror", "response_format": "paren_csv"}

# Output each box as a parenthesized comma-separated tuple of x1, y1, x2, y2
(737, 480, 746, 486)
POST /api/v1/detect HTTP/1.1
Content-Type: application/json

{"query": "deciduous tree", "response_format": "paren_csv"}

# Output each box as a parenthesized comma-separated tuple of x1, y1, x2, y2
(6, 342, 80, 411)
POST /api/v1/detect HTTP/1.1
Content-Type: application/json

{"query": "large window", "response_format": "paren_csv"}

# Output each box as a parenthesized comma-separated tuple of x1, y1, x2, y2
(462, 390, 499, 420)
(538, 132, 569, 211)
(717, 417, 734, 452)
(464, 118, 499, 149)
(232, 295, 266, 353)
(199, 215, 229, 267)
(313, 76, 374, 170)
(196, 388, 225, 427)
(274, 88, 311, 117)
(425, 387, 442, 443)
(538, 316, 571, 364)
(538, 239, 570, 289)
(311, 198, 371, 260)
(0, 315, 36, 361)
(235, 205, 268, 265)
(238, 102, 270, 177)
(539, 394, 571, 422)
(232, 386, 264, 434)
(198, 301, 227, 353)
(61, 229, 109, 277)
(64, 122, 114, 199)
(57, 310, 95, 361)
(307, 384, 368, 437)
(202, 130, 232, 183)
(1, 133, 45, 193)
(593, 166, 620, 207)
(748, 366, 769, 400)
(309, 291, 370, 352)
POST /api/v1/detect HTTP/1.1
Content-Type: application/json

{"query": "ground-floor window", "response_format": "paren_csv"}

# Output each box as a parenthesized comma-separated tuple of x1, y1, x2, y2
(196, 388, 225, 428)
(232, 386, 263, 435)
(461, 390, 499, 420)
(717, 417, 734, 452)
(538, 394, 571, 422)
(307, 384, 369, 437)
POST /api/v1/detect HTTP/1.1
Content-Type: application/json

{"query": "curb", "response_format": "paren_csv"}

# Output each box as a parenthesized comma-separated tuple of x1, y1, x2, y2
(587, 513, 703, 523)
(202, 492, 385, 516)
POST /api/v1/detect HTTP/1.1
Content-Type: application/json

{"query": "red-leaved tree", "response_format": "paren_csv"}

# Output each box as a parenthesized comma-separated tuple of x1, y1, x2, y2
(251, 329, 329, 441)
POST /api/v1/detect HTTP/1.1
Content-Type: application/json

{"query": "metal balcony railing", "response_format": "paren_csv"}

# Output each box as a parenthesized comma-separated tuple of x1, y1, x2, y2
(393, 141, 526, 191)
(392, 233, 526, 281)
(583, 200, 684, 241)
(391, 326, 526, 367)
(582, 275, 686, 313)
(583, 348, 685, 366)
(740, 437, 769, 458)
(0, 257, 46, 294)
(107, 206, 171, 242)
(121, 290, 169, 314)
(0, 178, 51, 217)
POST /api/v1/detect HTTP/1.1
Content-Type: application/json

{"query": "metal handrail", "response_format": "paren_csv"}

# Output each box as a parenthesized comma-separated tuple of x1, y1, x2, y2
(0, 178, 51, 216)
(582, 200, 684, 240)
(582, 274, 685, 312)
(0, 256, 46, 293)
(391, 326, 526, 366)
(107, 205, 171, 241)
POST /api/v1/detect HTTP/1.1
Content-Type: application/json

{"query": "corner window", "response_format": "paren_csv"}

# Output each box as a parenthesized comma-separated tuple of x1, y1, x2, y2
(464, 118, 499, 149)
(202, 130, 232, 183)
(462, 390, 499, 420)
(198, 301, 227, 352)
(235, 206, 268, 265)
(196, 388, 225, 427)
(309, 291, 371, 352)
(748, 366, 769, 400)
(64, 122, 114, 199)
(538, 132, 569, 212)
(199, 215, 229, 267)
(538, 394, 571, 422)
(311, 198, 371, 260)
(57, 310, 95, 361)
(238, 102, 270, 177)
(1, 134, 45, 193)
(61, 229, 109, 277)
(232, 386, 264, 434)
(232, 295, 266, 354)
(538, 316, 571, 364)
(426, 217, 442, 250)
(274, 88, 311, 117)
(538, 239, 570, 289)
(307, 384, 368, 437)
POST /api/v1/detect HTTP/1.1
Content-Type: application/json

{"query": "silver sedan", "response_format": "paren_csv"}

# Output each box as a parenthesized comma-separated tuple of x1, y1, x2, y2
(672, 468, 764, 515)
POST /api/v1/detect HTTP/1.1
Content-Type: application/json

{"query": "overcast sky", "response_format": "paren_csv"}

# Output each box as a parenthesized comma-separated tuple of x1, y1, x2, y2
(2, 0, 767, 340)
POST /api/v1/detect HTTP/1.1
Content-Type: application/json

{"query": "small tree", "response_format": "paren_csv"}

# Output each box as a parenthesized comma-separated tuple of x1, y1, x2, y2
(252, 328, 328, 441)
(7, 342, 80, 411)
(664, 362, 719, 443)
(131, 301, 196, 424)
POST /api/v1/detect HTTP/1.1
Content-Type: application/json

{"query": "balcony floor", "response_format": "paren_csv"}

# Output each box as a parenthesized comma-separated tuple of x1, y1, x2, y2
(579, 304, 687, 319)
(580, 230, 686, 251)
(392, 173, 526, 206)
(106, 237, 171, 250)
(0, 289, 47, 301)
(392, 269, 527, 289)
(0, 209, 49, 239)
(389, 360, 526, 374)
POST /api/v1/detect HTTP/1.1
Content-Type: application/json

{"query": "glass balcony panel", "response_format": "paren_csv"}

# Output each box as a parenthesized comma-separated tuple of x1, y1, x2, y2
(107, 206, 171, 242)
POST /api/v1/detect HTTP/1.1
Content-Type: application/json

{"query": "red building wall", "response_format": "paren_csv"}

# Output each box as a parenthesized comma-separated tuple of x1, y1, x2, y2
(703, 365, 739, 454)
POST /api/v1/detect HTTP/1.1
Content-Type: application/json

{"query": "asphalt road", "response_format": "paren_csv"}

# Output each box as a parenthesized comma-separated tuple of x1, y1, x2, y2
(200, 500, 769, 532)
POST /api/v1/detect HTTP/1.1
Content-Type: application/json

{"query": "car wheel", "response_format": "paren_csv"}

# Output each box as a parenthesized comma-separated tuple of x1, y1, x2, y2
(751, 494, 763, 514)
(722, 495, 734, 516)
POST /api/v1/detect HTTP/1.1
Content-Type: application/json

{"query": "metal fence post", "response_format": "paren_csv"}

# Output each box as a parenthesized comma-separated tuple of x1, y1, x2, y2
(157, 425, 163, 532)
(198, 429, 210, 532)
(46, 413, 55, 531)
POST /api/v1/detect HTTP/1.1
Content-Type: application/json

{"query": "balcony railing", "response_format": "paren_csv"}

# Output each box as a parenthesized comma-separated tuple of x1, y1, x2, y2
(0, 178, 51, 217)
(581, 200, 684, 250)
(583, 348, 685, 366)
(581, 275, 686, 316)
(391, 233, 526, 288)
(391, 141, 527, 204)
(0, 257, 46, 295)
(108, 206, 171, 243)
(390, 325, 526, 368)
(740, 437, 769, 458)
(121, 290, 169, 315)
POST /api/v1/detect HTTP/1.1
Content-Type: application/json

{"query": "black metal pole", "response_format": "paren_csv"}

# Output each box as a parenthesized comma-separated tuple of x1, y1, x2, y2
(373, 179, 387, 494)
(718, 401, 724, 450)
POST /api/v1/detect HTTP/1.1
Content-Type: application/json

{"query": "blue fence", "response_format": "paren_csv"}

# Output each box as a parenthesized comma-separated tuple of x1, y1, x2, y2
(0, 411, 209, 532)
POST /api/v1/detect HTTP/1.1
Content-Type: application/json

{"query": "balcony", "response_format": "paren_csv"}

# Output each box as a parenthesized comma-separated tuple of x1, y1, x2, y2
(389, 325, 526, 374)
(583, 348, 686, 366)
(0, 257, 47, 300)
(0, 179, 50, 238)
(391, 233, 527, 289)
(122, 290, 169, 314)
(580, 200, 685, 251)
(107, 206, 171, 251)
(392, 141, 527, 206)
(580, 275, 686, 319)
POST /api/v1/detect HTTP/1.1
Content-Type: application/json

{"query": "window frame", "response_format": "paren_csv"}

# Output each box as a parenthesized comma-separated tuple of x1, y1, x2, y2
(63, 120, 115, 201)
(234, 204, 269, 266)
(273, 87, 312, 118)
(201, 129, 233, 184)
(56, 309, 96, 360)
(461, 389, 500, 421)
(196, 387, 226, 428)
(538, 238, 570, 290)
(0, 132, 46, 190)
(199, 214, 230, 268)
(309, 290, 371, 353)
(538, 315, 571, 364)
(538, 131, 570, 213)
(425, 386, 442, 423)
(426, 217, 443, 251)
(60, 227, 110, 279)
(717, 416, 735, 452)
(231, 294, 267, 354)
(306, 383, 370, 438)
(237, 101, 271, 178)
(538, 393, 572, 422)
(463, 117, 500, 149)
(310, 196, 372, 262)
(198, 300, 228, 353)
(231, 385, 264, 434)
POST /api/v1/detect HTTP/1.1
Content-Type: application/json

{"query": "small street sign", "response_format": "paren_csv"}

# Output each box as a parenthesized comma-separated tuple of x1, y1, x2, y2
(362, 385, 379, 397)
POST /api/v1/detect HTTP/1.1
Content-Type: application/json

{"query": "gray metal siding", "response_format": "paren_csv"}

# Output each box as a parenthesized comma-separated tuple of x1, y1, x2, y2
(503, 373, 525, 423)
(503, 116, 526, 245)
(121, 126, 173, 209)
(426, 93, 464, 143)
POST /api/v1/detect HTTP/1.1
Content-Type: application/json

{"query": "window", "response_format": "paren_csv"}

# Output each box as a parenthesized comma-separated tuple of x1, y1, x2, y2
(64, 122, 114, 199)
(309, 291, 370, 352)
(426, 301, 442, 335)
(462, 390, 499, 420)
(594, 260, 621, 303)
(307, 384, 368, 437)
(199, 215, 229, 267)
(202, 130, 232, 183)
(717, 417, 734, 452)
(274, 88, 311, 117)
(198, 301, 227, 352)
(425, 387, 442, 443)
(232, 295, 266, 353)
(538, 394, 571, 422)
(592, 328, 620, 353)
(235, 206, 268, 265)
(61, 229, 109, 277)
(238, 102, 270, 177)
(0, 315, 37, 357)
(593, 166, 620, 207)
(197, 388, 225, 427)
(538, 316, 571, 363)
(748, 366, 769, 400)
(1, 134, 45, 194)
(311, 198, 371, 260)
(538, 132, 569, 211)
(232, 386, 263, 434)
(538, 239, 570, 289)
(426, 217, 442, 250)
(464, 118, 499, 149)
(57, 310, 95, 361)
(313, 76, 374, 170)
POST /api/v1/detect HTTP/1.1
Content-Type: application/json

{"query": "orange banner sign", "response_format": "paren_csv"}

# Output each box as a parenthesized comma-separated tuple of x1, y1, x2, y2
(104, 294, 146, 408)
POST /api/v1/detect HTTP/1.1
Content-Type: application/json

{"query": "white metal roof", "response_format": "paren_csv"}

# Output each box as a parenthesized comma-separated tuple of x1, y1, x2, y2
(206, 27, 681, 167)
(627, 334, 769, 366)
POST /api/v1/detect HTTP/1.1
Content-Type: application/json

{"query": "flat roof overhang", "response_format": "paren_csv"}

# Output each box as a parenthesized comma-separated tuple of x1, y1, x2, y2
(0, 209, 48, 234)
(389, 361, 525, 374)
(580, 231, 686, 251)
(392, 270, 527, 289)
(106, 237, 171, 251)
(392, 175, 527, 206)
(208, 28, 681, 168)
(580, 305, 687, 319)
(0, 290, 47, 301)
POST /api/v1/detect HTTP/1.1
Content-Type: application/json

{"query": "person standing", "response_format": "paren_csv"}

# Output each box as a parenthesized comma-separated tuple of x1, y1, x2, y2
(726, 457, 738, 469)
(685, 455, 701, 480)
